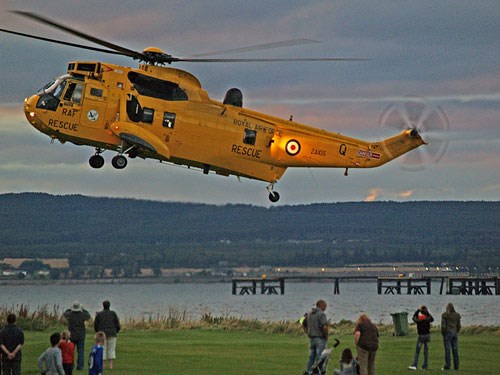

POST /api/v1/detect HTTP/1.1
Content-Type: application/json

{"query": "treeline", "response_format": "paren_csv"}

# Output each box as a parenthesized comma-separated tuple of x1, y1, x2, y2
(0, 193, 499, 270)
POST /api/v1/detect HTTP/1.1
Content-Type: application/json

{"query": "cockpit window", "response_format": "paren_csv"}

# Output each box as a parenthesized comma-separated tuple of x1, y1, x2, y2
(128, 72, 188, 101)
(36, 75, 76, 111)
(36, 77, 69, 111)
(38, 75, 70, 97)
(40, 79, 57, 93)
(52, 80, 67, 99)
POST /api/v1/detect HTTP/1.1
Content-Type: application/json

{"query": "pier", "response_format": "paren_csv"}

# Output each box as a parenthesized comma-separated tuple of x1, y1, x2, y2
(232, 278, 285, 295)
(377, 277, 431, 295)
(439, 276, 500, 295)
(232, 276, 366, 295)
(232, 275, 500, 296)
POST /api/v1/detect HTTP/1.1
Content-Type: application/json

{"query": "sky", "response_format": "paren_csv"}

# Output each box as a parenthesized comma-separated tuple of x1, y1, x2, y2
(0, 1, 498, 205)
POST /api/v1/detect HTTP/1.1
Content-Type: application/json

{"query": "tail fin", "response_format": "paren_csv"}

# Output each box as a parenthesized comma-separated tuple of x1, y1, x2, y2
(364, 130, 426, 168)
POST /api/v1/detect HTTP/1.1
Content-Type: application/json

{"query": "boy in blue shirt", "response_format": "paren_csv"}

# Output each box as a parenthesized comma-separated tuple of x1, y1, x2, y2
(88, 332, 105, 375)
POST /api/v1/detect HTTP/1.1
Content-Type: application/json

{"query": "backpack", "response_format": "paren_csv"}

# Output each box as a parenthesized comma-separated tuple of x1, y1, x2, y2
(301, 313, 308, 331)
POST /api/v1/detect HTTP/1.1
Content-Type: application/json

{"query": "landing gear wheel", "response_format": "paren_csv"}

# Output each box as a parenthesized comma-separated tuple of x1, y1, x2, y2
(89, 155, 105, 169)
(111, 155, 127, 169)
(268, 191, 280, 203)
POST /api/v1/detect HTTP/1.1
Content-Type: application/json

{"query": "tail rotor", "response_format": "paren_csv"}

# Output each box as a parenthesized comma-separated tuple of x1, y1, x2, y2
(379, 97, 450, 171)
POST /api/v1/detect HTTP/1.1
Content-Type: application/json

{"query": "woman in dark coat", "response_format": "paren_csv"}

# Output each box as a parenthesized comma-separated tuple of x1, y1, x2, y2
(408, 305, 434, 370)
(354, 314, 379, 375)
(441, 303, 461, 370)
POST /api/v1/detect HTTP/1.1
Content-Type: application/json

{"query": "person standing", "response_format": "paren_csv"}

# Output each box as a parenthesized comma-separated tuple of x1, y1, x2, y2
(0, 314, 24, 375)
(59, 330, 75, 375)
(37, 332, 65, 375)
(302, 299, 329, 375)
(63, 301, 91, 371)
(408, 305, 434, 370)
(354, 314, 379, 375)
(88, 332, 105, 375)
(94, 300, 121, 370)
(441, 303, 461, 371)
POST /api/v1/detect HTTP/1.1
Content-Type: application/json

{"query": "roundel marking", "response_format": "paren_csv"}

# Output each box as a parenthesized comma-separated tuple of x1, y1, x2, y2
(87, 110, 99, 122)
(286, 139, 301, 156)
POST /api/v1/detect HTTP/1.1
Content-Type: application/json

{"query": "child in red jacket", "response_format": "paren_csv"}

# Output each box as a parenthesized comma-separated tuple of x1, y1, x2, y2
(59, 330, 75, 375)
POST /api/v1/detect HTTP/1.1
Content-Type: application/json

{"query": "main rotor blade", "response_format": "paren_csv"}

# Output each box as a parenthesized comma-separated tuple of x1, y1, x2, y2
(173, 57, 367, 63)
(190, 38, 321, 57)
(11, 11, 146, 61)
(0, 28, 126, 56)
(9, 11, 368, 65)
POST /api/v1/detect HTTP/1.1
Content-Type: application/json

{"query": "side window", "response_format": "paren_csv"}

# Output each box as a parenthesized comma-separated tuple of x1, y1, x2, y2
(63, 83, 76, 101)
(64, 82, 84, 104)
(172, 87, 188, 101)
(243, 129, 256, 145)
(72, 84, 83, 104)
(126, 95, 142, 122)
(142, 108, 154, 124)
(163, 112, 176, 128)
(128, 72, 188, 101)
(90, 88, 103, 98)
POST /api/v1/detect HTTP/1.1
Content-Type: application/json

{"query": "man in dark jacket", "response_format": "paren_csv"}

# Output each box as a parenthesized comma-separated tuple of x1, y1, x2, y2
(63, 301, 91, 371)
(0, 314, 24, 375)
(441, 303, 461, 370)
(94, 300, 121, 370)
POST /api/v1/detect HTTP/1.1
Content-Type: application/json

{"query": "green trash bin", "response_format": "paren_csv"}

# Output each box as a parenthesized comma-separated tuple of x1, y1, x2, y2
(390, 311, 409, 336)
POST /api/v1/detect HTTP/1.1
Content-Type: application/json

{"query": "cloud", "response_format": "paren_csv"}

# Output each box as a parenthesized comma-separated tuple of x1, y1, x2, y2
(397, 190, 414, 199)
(364, 188, 415, 202)
(364, 188, 383, 202)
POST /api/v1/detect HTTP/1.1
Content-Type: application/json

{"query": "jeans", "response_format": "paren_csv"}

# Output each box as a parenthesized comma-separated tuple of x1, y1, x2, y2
(356, 346, 377, 375)
(2, 358, 21, 375)
(74, 339, 85, 370)
(443, 331, 459, 370)
(412, 334, 430, 369)
(306, 337, 327, 372)
(63, 363, 74, 375)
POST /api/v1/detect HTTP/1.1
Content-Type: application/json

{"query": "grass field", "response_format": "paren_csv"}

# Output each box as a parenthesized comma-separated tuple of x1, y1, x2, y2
(17, 329, 500, 374)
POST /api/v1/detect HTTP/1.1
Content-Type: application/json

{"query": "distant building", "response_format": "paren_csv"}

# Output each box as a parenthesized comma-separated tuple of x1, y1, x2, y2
(2, 269, 28, 277)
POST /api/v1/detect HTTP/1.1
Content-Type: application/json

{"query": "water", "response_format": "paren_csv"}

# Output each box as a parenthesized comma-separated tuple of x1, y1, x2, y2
(0, 282, 499, 325)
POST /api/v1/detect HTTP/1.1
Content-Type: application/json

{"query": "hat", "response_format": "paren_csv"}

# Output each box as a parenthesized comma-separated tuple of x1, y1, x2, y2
(71, 301, 83, 312)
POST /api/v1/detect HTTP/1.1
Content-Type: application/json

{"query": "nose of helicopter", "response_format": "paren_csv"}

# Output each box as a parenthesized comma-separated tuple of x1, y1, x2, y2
(23, 94, 39, 125)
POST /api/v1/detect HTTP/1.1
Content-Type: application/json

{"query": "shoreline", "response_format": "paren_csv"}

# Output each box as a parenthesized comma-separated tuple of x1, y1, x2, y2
(0, 276, 228, 286)
(1, 280, 499, 326)
(0, 269, 480, 287)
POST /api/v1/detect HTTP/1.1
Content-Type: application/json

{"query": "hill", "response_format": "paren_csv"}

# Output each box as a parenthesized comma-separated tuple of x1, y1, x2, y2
(0, 193, 498, 270)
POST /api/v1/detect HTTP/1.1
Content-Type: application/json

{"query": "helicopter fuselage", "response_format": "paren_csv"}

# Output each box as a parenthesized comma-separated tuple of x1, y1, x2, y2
(23, 60, 425, 193)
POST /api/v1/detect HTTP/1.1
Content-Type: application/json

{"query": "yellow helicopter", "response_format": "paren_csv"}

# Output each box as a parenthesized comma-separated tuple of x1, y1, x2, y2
(2, 11, 429, 202)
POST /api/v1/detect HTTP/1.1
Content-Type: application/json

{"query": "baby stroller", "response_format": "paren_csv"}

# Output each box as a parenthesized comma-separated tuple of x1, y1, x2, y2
(311, 338, 340, 375)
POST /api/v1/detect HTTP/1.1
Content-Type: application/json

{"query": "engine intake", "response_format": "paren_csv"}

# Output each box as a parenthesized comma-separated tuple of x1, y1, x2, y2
(223, 88, 243, 107)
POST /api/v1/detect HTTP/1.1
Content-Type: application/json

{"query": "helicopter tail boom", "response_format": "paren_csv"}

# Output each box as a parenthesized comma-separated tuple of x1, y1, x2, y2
(271, 129, 425, 171)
